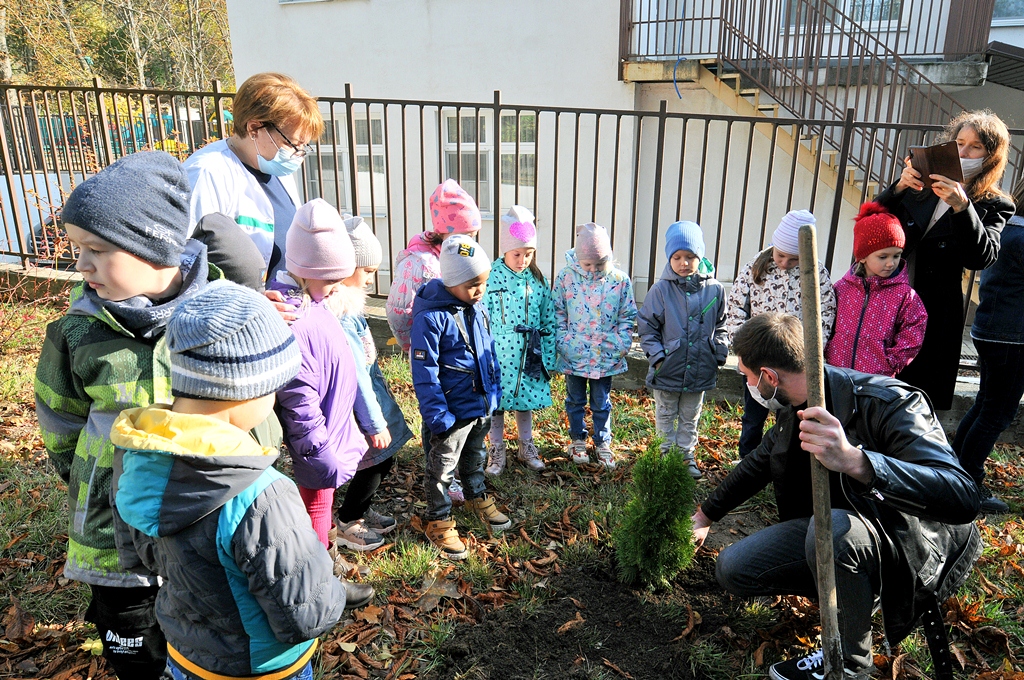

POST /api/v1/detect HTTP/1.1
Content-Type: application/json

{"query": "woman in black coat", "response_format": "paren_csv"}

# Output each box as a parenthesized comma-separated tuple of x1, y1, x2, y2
(875, 110, 1014, 411)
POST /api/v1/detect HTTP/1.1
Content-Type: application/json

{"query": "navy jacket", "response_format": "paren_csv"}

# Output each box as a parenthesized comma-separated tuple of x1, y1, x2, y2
(410, 278, 502, 435)
(973, 215, 1024, 345)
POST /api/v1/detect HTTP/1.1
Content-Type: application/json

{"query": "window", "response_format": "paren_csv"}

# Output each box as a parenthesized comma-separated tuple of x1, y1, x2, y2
(500, 113, 537, 143)
(994, 0, 1024, 19)
(356, 155, 385, 174)
(447, 114, 486, 145)
(784, 0, 902, 26)
(443, 112, 491, 210)
(355, 118, 383, 146)
(501, 154, 536, 187)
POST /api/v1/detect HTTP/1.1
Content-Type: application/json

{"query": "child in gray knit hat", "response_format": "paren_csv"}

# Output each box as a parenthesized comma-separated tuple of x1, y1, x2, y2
(410, 235, 511, 560)
(110, 280, 373, 680)
(35, 150, 218, 680)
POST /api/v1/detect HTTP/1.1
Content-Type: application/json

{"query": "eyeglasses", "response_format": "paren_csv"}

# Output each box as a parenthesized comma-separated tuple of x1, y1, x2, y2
(266, 122, 314, 158)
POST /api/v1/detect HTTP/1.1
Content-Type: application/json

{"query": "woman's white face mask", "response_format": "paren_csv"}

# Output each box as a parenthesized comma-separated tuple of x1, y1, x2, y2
(961, 156, 985, 181)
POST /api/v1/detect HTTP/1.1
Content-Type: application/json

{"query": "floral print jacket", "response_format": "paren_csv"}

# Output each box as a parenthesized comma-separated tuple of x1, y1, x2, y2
(552, 249, 638, 379)
(725, 251, 837, 344)
(386, 233, 441, 352)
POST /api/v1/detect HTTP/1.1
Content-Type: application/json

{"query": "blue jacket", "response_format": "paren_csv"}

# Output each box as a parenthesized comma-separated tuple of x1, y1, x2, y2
(110, 407, 345, 679)
(410, 278, 502, 435)
(638, 262, 728, 393)
(972, 215, 1024, 345)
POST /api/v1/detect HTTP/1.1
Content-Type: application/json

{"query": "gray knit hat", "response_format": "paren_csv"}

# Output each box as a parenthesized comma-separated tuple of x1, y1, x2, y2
(61, 151, 190, 267)
(342, 214, 383, 269)
(167, 280, 300, 401)
(440, 235, 490, 287)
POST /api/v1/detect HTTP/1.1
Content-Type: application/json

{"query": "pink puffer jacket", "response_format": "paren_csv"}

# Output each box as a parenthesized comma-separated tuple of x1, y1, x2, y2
(825, 263, 927, 377)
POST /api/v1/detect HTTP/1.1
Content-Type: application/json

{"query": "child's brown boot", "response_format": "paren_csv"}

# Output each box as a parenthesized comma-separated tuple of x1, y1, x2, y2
(465, 495, 512, 532)
(424, 517, 468, 560)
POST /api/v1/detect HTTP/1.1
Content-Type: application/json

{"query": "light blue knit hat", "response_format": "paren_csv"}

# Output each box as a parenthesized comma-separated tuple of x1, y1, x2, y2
(166, 280, 300, 401)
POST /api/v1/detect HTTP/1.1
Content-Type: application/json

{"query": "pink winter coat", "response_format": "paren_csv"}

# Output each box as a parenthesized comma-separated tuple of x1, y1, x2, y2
(825, 263, 927, 377)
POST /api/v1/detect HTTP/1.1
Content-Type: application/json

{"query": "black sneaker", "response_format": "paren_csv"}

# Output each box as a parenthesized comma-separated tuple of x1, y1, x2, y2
(769, 651, 869, 680)
(980, 491, 1010, 515)
(770, 651, 825, 680)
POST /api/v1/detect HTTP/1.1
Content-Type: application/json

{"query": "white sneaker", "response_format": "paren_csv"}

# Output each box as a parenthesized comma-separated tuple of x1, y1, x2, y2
(595, 443, 615, 469)
(362, 507, 397, 535)
(568, 440, 589, 464)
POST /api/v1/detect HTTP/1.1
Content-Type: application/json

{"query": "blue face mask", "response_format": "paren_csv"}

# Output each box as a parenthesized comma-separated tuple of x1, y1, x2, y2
(253, 132, 305, 176)
(257, 146, 304, 176)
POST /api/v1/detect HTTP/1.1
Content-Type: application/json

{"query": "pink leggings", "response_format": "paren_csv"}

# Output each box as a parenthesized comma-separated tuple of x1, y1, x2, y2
(298, 487, 335, 548)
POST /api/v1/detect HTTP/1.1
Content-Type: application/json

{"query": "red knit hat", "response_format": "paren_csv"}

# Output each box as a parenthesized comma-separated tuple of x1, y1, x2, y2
(853, 202, 905, 261)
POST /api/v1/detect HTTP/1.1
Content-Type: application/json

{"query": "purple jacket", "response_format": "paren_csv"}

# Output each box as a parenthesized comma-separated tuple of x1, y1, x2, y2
(274, 289, 368, 490)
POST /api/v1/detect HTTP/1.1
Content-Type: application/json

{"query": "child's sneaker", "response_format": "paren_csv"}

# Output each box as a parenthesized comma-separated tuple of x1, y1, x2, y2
(448, 478, 466, 505)
(335, 519, 385, 552)
(464, 495, 512, 532)
(769, 650, 870, 679)
(595, 442, 616, 469)
(363, 507, 397, 535)
(424, 517, 468, 560)
(517, 440, 546, 471)
(568, 439, 589, 464)
(485, 441, 507, 476)
(684, 452, 702, 479)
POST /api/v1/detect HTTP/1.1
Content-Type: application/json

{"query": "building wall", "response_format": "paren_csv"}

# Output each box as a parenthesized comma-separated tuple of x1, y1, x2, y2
(225, 0, 635, 109)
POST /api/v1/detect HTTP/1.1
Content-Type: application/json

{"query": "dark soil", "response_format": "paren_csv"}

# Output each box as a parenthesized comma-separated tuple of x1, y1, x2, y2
(430, 554, 744, 680)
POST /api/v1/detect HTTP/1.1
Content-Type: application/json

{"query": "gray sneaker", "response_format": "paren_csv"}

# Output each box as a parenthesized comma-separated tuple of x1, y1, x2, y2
(595, 442, 616, 469)
(335, 519, 385, 552)
(517, 440, 546, 471)
(362, 507, 397, 535)
(568, 440, 589, 464)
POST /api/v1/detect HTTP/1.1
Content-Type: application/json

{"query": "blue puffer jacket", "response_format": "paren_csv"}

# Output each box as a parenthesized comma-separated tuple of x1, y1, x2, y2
(410, 278, 502, 435)
(110, 407, 346, 679)
(638, 261, 728, 393)
(972, 215, 1024, 345)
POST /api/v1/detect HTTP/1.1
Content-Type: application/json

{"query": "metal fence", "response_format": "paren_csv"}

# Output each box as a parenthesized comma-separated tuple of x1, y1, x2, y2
(620, 0, 996, 62)
(0, 82, 1016, 367)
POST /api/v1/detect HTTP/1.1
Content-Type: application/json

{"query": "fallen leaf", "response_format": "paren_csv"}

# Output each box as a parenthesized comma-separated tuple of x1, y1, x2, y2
(891, 652, 907, 679)
(753, 641, 769, 666)
(569, 597, 587, 610)
(601, 657, 634, 679)
(557, 611, 585, 634)
(4, 597, 34, 640)
(339, 642, 357, 653)
(951, 643, 968, 670)
(414, 576, 462, 611)
(355, 604, 383, 625)
(4, 532, 27, 550)
(80, 637, 104, 655)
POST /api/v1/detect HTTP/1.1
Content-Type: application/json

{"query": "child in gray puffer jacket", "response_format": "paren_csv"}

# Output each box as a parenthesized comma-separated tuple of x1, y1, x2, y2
(638, 221, 728, 479)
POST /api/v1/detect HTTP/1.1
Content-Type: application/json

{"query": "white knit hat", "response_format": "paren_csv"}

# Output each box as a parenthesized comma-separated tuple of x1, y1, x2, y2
(342, 214, 383, 269)
(499, 205, 538, 254)
(772, 210, 815, 256)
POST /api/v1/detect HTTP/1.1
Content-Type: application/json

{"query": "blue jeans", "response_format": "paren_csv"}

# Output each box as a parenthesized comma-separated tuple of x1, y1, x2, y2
(953, 339, 1024, 486)
(738, 383, 769, 457)
(424, 417, 490, 520)
(168, 661, 313, 680)
(715, 511, 878, 674)
(565, 375, 613, 445)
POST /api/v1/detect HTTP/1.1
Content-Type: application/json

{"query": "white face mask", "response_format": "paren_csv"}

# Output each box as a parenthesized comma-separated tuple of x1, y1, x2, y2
(961, 156, 985, 180)
(747, 368, 785, 411)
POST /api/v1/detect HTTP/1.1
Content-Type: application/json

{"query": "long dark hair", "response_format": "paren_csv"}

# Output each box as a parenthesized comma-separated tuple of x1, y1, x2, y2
(750, 247, 775, 285)
(944, 110, 1010, 202)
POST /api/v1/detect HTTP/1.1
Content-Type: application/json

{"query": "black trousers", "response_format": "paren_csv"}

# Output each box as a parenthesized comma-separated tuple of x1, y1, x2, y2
(86, 584, 170, 680)
(337, 457, 395, 523)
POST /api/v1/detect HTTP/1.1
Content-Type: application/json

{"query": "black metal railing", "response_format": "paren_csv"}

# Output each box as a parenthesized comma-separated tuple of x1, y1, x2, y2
(0, 82, 1013, 369)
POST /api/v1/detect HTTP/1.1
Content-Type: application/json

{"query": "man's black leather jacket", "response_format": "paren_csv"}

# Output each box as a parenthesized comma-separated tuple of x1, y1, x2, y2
(703, 366, 982, 645)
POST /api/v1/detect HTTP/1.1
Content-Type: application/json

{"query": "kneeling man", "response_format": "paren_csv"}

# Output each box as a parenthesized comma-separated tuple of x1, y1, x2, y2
(693, 313, 981, 679)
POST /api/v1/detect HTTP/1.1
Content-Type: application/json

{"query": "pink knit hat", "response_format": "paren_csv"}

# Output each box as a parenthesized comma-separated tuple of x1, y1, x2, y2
(429, 179, 482, 234)
(575, 223, 612, 262)
(285, 199, 356, 281)
(500, 205, 538, 254)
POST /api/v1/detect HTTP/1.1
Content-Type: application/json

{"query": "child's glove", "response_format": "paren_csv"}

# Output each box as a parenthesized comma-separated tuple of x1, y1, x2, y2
(516, 325, 551, 381)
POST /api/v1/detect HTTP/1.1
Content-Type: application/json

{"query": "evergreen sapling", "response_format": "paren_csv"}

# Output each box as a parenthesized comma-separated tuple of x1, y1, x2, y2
(614, 440, 697, 588)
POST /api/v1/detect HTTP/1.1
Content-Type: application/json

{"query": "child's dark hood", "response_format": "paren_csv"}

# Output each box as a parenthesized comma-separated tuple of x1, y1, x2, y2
(111, 407, 278, 538)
